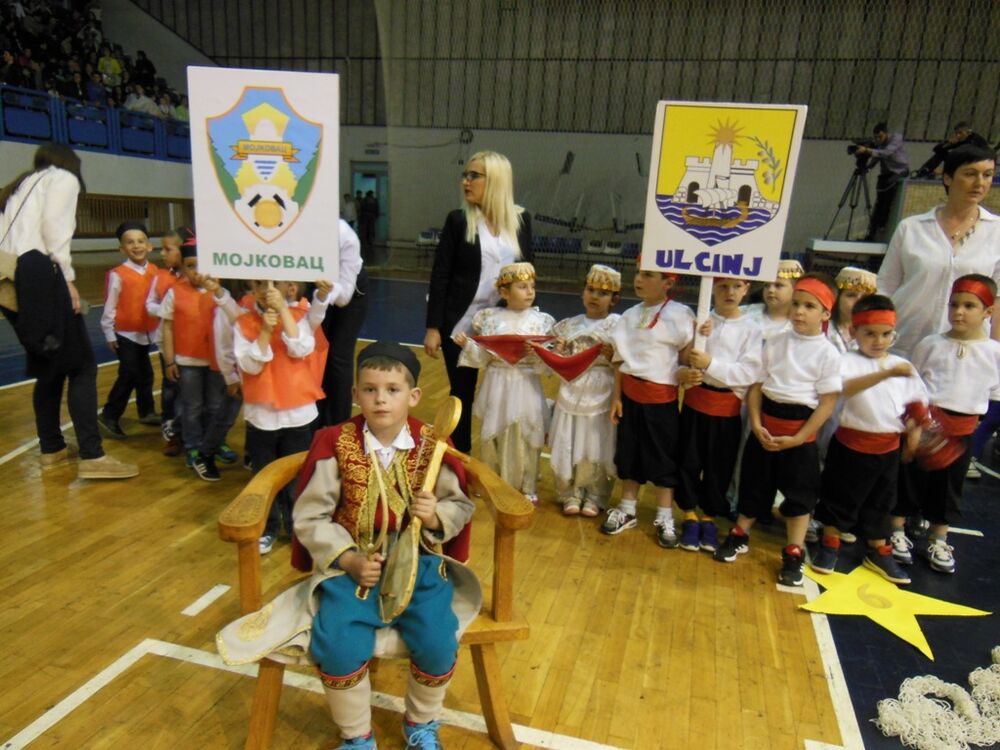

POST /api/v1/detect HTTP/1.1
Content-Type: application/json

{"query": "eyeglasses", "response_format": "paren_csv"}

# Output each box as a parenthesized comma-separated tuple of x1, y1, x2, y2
(461, 171, 485, 182)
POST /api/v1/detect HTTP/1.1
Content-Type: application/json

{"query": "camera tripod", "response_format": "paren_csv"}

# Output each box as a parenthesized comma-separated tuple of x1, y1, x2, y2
(824, 163, 873, 240)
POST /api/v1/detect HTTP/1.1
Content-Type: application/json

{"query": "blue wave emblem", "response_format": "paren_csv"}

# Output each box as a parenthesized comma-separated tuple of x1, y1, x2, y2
(655, 196, 773, 246)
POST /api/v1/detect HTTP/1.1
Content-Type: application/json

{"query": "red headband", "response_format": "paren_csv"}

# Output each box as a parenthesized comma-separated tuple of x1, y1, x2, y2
(852, 309, 896, 328)
(794, 277, 836, 312)
(952, 279, 995, 308)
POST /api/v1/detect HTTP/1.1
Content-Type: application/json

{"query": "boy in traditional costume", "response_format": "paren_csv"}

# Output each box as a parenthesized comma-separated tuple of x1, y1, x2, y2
(218, 341, 479, 750)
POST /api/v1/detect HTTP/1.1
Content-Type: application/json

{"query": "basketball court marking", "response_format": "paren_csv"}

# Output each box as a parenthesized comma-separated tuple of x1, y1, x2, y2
(180, 584, 231, 617)
(0, 638, 631, 750)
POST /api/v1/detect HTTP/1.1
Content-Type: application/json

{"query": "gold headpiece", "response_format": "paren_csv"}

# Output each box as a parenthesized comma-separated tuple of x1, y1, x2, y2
(776, 259, 805, 280)
(835, 266, 877, 294)
(586, 264, 621, 293)
(495, 262, 536, 289)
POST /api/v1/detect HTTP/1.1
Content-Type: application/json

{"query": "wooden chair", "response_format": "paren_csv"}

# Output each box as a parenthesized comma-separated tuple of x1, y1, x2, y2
(218, 447, 535, 750)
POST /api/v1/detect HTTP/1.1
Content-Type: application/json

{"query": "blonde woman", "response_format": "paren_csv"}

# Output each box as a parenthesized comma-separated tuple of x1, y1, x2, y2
(424, 151, 533, 452)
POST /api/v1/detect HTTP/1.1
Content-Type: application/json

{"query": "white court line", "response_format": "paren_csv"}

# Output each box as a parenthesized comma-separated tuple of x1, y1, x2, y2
(949, 526, 984, 538)
(801, 577, 864, 750)
(180, 584, 231, 617)
(1, 638, 628, 750)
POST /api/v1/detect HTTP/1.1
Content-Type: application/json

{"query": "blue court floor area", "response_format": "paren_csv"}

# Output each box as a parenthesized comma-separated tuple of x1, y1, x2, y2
(2, 275, 998, 749)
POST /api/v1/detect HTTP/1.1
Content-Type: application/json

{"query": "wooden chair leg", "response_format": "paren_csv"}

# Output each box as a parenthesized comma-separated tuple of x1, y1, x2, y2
(470, 643, 519, 750)
(244, 658, 286, 750)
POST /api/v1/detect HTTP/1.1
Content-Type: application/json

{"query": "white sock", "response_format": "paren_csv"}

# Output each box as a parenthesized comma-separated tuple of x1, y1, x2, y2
(655, 507, 673, 524)
(618, 499, 637, 515)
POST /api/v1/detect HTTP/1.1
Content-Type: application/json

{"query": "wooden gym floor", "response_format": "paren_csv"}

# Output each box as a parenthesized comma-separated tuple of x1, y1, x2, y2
(0, 346, 849, 750)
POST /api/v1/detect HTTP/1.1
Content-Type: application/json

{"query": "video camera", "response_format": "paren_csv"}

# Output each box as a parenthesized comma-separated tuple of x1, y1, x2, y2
(846, 138, 876, 171)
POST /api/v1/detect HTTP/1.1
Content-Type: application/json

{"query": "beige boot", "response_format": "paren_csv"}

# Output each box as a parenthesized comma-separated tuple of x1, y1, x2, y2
(321, 669, 373, 741)
(40, 446, 73, 469)
(77, 454, 139, 480)
(404, 665, 451, 725)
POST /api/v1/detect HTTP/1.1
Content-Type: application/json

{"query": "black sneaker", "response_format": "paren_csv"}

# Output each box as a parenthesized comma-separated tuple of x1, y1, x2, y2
(863, 548, 912, 584)
(98, 413, 126, 439)
(779, 546, 805, 586)
(809, 543, 839, 575)
(192, 453, 221, 481)
(713, 530, 750, 562)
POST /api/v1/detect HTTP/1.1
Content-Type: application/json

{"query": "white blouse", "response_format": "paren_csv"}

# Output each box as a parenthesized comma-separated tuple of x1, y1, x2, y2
(877, 206, 1000, 357)
(0, 166, 80, 282)
(449, 219, 516, 339)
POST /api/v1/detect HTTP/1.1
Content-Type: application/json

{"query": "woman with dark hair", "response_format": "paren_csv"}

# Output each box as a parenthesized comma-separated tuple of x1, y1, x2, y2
(878, 144, 1000, 357)
(0, 143, 137, 479)
(424, 151, 533, 453)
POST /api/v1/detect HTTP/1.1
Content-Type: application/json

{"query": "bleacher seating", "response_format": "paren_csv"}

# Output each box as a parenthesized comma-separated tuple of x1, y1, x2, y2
(0, 84, 190, 163)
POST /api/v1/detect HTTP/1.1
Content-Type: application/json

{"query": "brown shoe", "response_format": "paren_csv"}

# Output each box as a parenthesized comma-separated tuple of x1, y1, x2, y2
(77, 454, 139, 480)
(162, 435, 183, 457)
(40, 447, 71, 468)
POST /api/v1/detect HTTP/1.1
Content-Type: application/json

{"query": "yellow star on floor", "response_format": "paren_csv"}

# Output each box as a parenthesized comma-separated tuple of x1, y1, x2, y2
(801, 566, 991, 660)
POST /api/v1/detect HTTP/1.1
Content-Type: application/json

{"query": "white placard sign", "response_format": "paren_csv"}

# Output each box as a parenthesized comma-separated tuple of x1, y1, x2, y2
(188, 66, 339, 282)
(640, 101, 807, 282)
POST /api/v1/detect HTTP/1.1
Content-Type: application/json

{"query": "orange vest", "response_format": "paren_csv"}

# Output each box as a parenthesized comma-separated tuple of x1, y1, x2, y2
(153, 267, 179, 301)
(237, 307, 325, 410)
(172, 279, 216, 364)
(110, 263, 158, 334)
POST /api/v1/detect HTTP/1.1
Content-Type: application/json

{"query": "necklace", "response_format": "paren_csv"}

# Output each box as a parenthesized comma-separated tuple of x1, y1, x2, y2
(939, 207, 979, 246)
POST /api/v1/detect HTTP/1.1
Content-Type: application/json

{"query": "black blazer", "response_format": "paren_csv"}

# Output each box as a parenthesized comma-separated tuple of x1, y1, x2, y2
(425, 209, 533, 332)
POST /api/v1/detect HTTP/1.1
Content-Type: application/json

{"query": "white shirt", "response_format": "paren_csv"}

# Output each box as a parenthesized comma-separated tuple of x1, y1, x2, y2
(838, 352, 927, 433)
(702, 311, 764, 399)
(100, 259, 152, 345)
(611, 300, 695, 385)
(450, 219, 516, 339)
(145, 268, 181, 344)
(761, 329, 842, 408)
(234, 310, 317, 430)
(743, 302, 791, 341)
(328, 220, 364, 308)
(0, 167, 79, 281)
(362, 422, 415, 469)
(877, 206, 1000, 357)
(213, 303, 240, 386)
(911, 334, 1000, 415)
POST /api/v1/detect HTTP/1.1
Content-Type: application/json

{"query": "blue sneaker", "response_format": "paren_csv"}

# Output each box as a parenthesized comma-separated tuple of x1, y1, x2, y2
(699, 521, 719, 552)
(335, 733, 377, 750)
(678, 520, 700, 551)
(217, 443, 238, 464)
(403, 719, 442, 749)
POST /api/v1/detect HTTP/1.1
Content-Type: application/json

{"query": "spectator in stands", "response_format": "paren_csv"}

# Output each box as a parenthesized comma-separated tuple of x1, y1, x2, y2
(132, 50, 156, 89)
(97, 44, 121, 86)
(0, 143, 138, 480)
(855, 122, 909, 241)
(61, 70, 86, 100)
(157, 92, 175, 119)
(1, 49, 18, 84)
(124, 83, 159, 117)
(877, 144, 1000, 357)
(173, 95, 189, 122)
(423, 150, 534, 453)
(85, 71, 104, 103)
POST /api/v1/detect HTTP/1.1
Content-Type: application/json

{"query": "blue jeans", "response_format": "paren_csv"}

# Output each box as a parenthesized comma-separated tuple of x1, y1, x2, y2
(178, 365, 225, 455)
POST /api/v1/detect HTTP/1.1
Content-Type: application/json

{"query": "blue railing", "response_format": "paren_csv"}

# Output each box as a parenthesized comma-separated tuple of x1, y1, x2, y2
(0, 84, 190, 163)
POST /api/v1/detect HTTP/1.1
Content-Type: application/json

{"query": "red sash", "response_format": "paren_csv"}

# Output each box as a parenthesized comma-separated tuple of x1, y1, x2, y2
(835, 426, 900, 455)
(472, 334, 553, 365)
(532, 342, 603, 382)
(683, 385, 741, 417)
(621, 373, 677, 404)
(761, 413, 815, 443)
(930, 406, 978, 437)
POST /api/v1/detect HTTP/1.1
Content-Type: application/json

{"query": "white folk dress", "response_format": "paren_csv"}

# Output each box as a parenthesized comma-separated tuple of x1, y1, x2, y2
(547, 313, 621, 505)
(459, 306, 555, 495)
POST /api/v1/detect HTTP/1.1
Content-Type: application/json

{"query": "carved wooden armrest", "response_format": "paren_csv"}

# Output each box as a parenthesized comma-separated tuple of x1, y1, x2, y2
(218, 452, 308, 544)
(445, 447, 535, 531)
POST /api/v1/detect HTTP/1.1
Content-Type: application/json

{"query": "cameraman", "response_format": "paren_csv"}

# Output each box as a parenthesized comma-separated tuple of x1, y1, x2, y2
(912, 122, 989, 178)
(855, 122, 909, 241)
